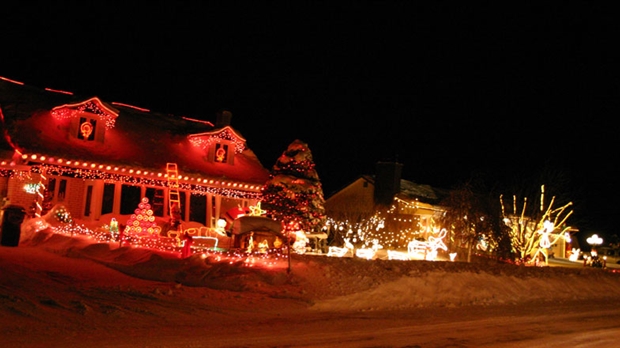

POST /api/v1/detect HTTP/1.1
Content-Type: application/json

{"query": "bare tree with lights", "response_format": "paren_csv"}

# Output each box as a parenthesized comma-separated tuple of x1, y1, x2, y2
(441, 182, 497, 262)
(500, 185, 574, 265)
(261, 139, 326, 234)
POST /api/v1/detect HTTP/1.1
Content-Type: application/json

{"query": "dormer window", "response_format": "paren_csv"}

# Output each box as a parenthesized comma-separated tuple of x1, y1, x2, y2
(68, 115, 105, 142)
(188, 125, 247, 166)
(51, 97, 119, 144)
(215, 143, 229, 163)
(78, 117, 97, 141)
(209, 141, 234, 164)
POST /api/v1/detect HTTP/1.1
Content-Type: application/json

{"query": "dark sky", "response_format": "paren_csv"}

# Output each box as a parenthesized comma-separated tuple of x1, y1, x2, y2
(3, 2, 620, 239)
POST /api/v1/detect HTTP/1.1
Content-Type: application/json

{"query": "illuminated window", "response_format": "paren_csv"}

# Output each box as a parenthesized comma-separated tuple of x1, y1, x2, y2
(215, 143, 228, 162)
(69, 115, 105, 143)
(208, 140, 235, 164)
(77, 117, 97, 140)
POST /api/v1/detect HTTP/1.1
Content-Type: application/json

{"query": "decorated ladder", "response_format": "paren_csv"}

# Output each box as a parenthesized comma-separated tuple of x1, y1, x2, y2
(166, 163, 182, 239)
(166, 163, 181, 214)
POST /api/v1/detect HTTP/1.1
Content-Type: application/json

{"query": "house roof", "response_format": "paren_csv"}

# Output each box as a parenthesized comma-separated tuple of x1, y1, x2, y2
(359, 174, 448, 205)
(398, 179, 448, 204)
(0, 78, 270, 190)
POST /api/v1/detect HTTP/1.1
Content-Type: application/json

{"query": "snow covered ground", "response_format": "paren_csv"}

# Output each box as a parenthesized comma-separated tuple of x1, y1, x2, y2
(2, 228, 620, 347)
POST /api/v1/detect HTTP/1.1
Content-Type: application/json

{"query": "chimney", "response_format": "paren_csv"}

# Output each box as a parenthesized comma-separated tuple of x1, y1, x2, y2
(215, 110, 232, 128)
(374, 161, 403, 206)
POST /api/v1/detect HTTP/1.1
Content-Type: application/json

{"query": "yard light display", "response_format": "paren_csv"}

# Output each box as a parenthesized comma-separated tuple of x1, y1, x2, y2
(327, 194, 449, 261)
(34, 168, 47, 218)
(249, 202, 266, 216)
(124, 197, 161, 237)
(407, 228, 448, 261)
(568, 248, 580, 262)
(53, 205, 73, 224)
(23, 183, 40, 194)
(500, 185, 574, 265)
(109, 218, 119, 240)
(327, 237, 352, 257)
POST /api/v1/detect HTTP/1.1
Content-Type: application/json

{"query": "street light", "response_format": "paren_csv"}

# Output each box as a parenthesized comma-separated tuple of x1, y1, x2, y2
(586, 234, 604, 268)
(587, 234, 603, 249)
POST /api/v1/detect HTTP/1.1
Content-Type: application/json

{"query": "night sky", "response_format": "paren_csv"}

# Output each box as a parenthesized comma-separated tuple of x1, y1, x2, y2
(3, 2, 619, 240)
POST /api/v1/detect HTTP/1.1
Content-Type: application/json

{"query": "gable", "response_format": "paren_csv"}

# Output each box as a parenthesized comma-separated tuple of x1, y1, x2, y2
(325, 176, 375, 214)
(188, 126, 246, 154)
(51, 97, 119, 129)
(188, 126, 247, 165)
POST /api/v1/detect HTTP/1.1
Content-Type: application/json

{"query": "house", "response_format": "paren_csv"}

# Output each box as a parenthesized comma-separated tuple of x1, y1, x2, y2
(0, 76, 269, 239)
(324, 161, 448, 250)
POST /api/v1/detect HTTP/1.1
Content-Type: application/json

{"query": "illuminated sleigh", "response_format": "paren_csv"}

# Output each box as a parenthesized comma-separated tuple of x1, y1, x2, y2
(230, 215, 286, 251)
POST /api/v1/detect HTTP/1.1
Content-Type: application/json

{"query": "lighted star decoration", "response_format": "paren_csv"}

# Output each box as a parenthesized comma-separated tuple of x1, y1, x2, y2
(249, 202, 266, 216)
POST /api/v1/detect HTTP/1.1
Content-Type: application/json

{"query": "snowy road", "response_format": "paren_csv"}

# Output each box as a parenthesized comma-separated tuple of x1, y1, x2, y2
(58, 300, 616, 348)
(165, 301, 620, 348)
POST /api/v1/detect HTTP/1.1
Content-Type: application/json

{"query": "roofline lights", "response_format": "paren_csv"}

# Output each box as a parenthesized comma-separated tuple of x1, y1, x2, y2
(16, 153, 262, 191)
(111, 102, 150, 112)
(0, 76, 24, 85)
(44, 87, 73, 95)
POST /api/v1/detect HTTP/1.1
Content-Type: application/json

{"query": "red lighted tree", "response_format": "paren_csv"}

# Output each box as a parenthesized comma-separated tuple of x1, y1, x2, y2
(124, 197, 161, 238)
(261, 139, 326, 233)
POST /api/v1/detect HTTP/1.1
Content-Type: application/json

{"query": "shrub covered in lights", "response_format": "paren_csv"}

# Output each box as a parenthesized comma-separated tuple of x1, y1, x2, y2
(53, 205, 73, 224)
(261, 139, 326, 233)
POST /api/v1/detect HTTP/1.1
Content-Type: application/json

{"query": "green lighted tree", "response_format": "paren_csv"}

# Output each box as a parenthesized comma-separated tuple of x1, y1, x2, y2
(261, 139, 326, 233)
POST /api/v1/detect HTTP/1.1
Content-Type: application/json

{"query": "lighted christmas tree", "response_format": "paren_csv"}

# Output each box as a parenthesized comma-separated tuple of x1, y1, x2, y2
(261, 139, 326, 233)
(124, 197, 161, 238)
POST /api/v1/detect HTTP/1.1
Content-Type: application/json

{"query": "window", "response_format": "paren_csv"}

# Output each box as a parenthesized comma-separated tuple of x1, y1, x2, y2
(120, 185, 141, 215)
(189, 194, 207, 225)
(101, 183, 115, 215)
(84, 186, 93, 217)
(45, 177, 67, 202)
(208, 140, 235, 164)
(58, 179, 67, 202)
(215, 143, 229, 163)
(145, 187, 165, 217)
(77, 117, 97, 141)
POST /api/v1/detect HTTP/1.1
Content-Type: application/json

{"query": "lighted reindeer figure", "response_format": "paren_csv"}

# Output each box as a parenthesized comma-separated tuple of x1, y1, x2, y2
(327, 237, 354, 257)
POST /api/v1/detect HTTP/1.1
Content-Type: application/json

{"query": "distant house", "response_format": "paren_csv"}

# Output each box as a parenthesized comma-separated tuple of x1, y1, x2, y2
(324, 161, 448, 249)
(0, 77, 269, 234)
